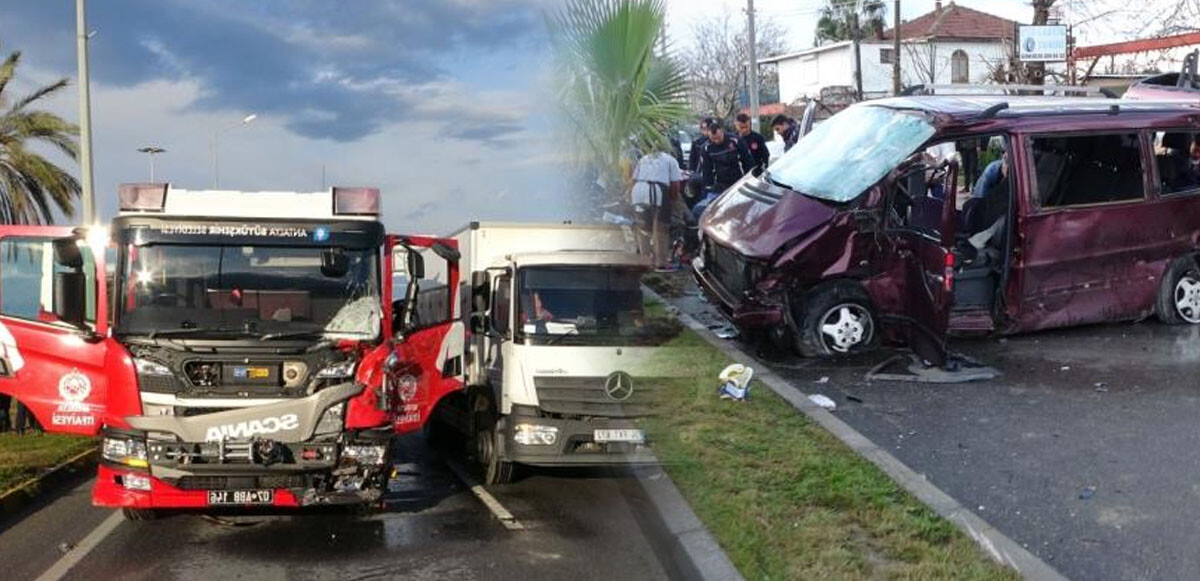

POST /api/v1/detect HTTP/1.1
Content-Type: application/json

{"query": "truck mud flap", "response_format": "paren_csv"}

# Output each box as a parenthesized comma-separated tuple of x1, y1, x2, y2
(126, 382, 363, 442)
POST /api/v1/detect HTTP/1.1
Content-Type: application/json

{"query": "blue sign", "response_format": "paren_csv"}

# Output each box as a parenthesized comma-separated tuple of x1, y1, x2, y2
(313, 227, 330, 242)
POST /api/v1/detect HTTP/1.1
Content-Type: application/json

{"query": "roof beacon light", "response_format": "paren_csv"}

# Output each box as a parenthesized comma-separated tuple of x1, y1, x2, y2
(118, 183, 169, 212)
(333, 187, 381, 216)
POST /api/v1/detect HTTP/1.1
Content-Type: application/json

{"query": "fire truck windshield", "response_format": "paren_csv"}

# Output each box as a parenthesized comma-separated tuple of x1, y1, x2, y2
(515, 266, 678, 347)
(116, 244, 380, 340)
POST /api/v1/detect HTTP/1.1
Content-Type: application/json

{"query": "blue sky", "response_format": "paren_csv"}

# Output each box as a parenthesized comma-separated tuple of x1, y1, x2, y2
(0, 0, 568, 233)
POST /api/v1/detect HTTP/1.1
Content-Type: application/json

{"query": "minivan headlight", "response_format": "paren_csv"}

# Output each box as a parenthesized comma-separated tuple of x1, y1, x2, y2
(103, 437, 149, 468)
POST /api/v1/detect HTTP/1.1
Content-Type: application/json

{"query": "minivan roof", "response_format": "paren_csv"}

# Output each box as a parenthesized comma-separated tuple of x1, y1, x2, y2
(867, 95, 1200, 122)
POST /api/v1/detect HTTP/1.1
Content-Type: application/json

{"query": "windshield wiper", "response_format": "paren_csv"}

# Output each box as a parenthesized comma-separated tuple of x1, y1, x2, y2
(542, 329, 581, 345)
(148, 327, 258, 340)
(259, 330, 325, 341)
(761, 170, 795, 191)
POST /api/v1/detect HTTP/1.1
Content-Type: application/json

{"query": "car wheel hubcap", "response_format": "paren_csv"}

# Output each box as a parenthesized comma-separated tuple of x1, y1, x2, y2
(819, 303, 873, 353)
(1175, 275, 1200, 324)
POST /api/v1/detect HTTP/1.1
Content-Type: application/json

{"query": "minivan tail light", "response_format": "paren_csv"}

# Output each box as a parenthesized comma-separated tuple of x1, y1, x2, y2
(943, 253, 955, 293)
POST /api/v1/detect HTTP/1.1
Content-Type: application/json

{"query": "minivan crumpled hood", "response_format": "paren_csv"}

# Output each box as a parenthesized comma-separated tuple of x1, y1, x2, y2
(700, 178, 839, 260)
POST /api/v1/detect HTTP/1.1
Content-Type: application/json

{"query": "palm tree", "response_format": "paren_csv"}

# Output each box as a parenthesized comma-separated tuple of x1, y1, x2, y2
(0, 45, 80, 225)
(549, 0, 690, 203)
(815, 0, 887, 46)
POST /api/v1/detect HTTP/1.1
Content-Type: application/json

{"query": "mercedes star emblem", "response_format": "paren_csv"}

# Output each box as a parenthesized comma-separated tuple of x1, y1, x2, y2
(604, 371, 634, 401)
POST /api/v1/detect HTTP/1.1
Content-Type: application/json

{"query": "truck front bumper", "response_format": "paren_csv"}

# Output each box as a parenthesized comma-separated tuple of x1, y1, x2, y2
(498, 415, 657, 467)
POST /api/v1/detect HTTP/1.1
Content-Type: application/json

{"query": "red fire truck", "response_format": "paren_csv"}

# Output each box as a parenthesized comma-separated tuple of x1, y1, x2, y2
(0, 184, 464, 519)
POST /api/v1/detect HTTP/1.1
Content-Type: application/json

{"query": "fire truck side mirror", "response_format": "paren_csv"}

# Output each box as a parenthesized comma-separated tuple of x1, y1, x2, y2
(470, 271, 489, 313)
(53, 271, 88, 328)
(469, 311, 489, 334)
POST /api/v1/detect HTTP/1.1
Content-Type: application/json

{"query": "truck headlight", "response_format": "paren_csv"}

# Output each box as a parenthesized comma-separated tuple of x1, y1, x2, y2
(133, 358, 171, 376)
(316, 360, 356, 379)
(103, 437, 149, 469)
(513, 424, 559, 446)
(315, 403, 345, 435)
(121, 472, 152, 491)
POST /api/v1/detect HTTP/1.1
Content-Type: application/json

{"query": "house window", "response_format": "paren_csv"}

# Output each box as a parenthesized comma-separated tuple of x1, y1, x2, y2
(951, 50, 969, 83)
(879, 48, 895, 65)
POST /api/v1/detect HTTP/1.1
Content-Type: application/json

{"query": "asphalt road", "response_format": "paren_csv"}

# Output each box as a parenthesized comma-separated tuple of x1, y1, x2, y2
(0, 437, 676, 581)
(672, 288, 1200, 581)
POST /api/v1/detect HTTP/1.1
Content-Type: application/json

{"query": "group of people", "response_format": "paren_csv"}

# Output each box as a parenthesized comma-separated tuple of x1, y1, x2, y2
(0, 394, 41, 435)
(629, 113, 802, 270)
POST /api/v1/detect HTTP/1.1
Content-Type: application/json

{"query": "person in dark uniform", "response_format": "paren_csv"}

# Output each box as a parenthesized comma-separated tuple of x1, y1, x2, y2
(0, 393, 10, 432)
(771, 114, 800, 152)
(686, 118, 714, 207)
(735, 113, 770, 171)
(693, 120, 755, 219)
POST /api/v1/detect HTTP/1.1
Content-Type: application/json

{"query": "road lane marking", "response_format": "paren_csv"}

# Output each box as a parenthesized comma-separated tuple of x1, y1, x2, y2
(443, 460, 524, 531)
(35, 510, 123, 581)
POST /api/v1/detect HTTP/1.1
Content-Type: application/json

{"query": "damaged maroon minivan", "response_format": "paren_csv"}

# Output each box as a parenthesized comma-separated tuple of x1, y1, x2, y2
(693, 96, 1200, 364)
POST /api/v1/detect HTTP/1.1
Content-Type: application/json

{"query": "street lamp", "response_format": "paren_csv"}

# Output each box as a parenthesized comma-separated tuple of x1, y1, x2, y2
(136, 146, 166, 182)
(211, 113, 257, 188)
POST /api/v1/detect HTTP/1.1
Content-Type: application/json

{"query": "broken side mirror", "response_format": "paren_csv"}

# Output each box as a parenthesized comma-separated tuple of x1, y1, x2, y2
(53, 238, 83, 269)
(321, 248, 350, 278)
(471, 271, 489, 314)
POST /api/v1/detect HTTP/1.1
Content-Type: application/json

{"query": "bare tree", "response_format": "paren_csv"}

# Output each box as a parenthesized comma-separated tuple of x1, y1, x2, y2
(682, 10, 788, 121)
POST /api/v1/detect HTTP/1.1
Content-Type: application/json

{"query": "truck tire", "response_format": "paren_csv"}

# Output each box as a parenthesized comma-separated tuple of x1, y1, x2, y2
(122, 508, 160, 521)
(471, 395, 514, 486)
(793, 282, 879, 358)
(1157, 256, 1200, 325)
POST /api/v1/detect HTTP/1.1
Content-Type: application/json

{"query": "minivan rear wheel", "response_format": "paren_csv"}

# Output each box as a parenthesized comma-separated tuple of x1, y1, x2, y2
(1157, 258, 1200, 325)
(794, 283, 879, 358)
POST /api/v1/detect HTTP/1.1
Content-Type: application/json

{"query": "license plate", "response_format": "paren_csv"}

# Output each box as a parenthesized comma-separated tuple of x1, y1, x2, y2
(594, 429, 645, 443)
(207, 489, 274, 505)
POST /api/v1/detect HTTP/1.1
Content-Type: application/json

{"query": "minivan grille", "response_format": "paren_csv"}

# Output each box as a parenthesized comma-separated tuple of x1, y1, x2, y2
(533, 376, 654, 418)
(705, 241, 750, 298)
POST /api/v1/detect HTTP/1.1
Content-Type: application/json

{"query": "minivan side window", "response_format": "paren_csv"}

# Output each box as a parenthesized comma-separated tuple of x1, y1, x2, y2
(1152, 130, 1200, 195)
(1030, 133, 1146, 208)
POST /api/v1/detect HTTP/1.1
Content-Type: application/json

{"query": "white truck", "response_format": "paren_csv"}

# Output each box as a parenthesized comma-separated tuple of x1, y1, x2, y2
(422, 222, 675, 484)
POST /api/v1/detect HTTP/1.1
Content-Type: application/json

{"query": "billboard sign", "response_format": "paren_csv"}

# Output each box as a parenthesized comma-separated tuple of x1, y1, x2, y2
(1019, 25, 1068, 62)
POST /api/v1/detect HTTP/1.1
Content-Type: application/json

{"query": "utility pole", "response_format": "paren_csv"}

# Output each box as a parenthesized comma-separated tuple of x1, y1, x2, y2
(892, 0, 901, 95)
(851, 0, 864, 101)
(75, 0, 95, 225)
(747, 0, 760, 132)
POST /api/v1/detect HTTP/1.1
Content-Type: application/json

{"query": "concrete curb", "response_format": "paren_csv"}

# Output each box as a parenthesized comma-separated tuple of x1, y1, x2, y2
(633, 465, 745, 581)
(0, 448, 98, 519)
(646, 287, 1068, 581)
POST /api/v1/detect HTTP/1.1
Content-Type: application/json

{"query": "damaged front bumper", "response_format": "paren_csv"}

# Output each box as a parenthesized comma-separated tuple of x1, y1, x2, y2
(691, 256, 784, 328)
(93, 382, 392, 509)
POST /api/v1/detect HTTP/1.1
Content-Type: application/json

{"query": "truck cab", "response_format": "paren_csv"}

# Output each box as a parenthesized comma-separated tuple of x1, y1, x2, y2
(0, 184, 464, 519)
(432, 223, 676, 484)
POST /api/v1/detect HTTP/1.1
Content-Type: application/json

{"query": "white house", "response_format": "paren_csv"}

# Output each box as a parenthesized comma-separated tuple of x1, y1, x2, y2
(763, 2, 1019, 104)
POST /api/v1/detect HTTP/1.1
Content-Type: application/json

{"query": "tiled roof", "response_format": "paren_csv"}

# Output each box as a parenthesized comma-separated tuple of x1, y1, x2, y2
(880, 2, 1017, 41)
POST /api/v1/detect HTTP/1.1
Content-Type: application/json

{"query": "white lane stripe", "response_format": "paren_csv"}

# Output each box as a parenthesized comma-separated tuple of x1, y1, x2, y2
(35, 510, 124, 581)
(443, 460, 524, 531)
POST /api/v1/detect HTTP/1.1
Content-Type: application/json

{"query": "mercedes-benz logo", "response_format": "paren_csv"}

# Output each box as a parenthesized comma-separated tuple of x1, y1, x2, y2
(604, 371, 634, 401)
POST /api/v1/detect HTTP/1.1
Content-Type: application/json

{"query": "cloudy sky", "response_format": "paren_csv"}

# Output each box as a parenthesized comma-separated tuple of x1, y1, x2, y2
(0, 0, 565, 234)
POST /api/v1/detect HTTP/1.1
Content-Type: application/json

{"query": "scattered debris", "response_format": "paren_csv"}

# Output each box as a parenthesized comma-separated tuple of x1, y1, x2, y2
(808, 394, 837, 410)
(1094, 382, 1109, 392)
(718, 363, 754, 401)
(714, 327, 739, 340)
(846, 394, 864, 403)
(814, 376, 830, 384)
(866, 353, 999, 383)
(1079, 486, 1097, 500)
(1060, 365, 1071, 371)
(58, 543, 74, 554)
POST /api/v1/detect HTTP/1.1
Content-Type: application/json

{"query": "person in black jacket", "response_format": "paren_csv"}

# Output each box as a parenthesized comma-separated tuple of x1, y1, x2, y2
(735, 113, 769, 171)
(700, 120, 755, 194)
(686, 118, 714, 206)
(771, 114, 800, 152)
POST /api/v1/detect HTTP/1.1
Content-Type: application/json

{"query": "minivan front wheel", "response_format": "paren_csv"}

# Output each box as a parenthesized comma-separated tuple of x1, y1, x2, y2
(795, 284, 879, 358)
(1158, 258, 1200, 325)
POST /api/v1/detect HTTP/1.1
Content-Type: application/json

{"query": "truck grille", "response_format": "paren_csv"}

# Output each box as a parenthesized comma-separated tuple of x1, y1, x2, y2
(173, 474, 310, 490)
(533, 376, 654, 418)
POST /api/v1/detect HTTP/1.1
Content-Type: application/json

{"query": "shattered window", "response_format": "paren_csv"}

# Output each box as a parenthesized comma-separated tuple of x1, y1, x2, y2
(768, 105, 937, 203)
(1152, 130, 1200, 195)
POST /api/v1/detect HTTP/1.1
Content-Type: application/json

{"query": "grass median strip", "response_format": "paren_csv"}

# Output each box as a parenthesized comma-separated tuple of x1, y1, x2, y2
(643, 327, 1018, 580)
(0, 433, 97, 493)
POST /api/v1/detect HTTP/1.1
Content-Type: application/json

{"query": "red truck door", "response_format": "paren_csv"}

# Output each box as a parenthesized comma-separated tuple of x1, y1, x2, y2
(0, 227, 109, 435)
(384, 235, 464, 435)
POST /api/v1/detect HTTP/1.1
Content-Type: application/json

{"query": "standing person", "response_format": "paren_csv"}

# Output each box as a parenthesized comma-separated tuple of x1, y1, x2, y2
(735, 113, 770, 171)
(686, 118, 713, 208)
(14, 400, 39, 435)
(630, 144, 684, 270)
(695, 120, 755, 219)
(771, 114, 800, 152)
